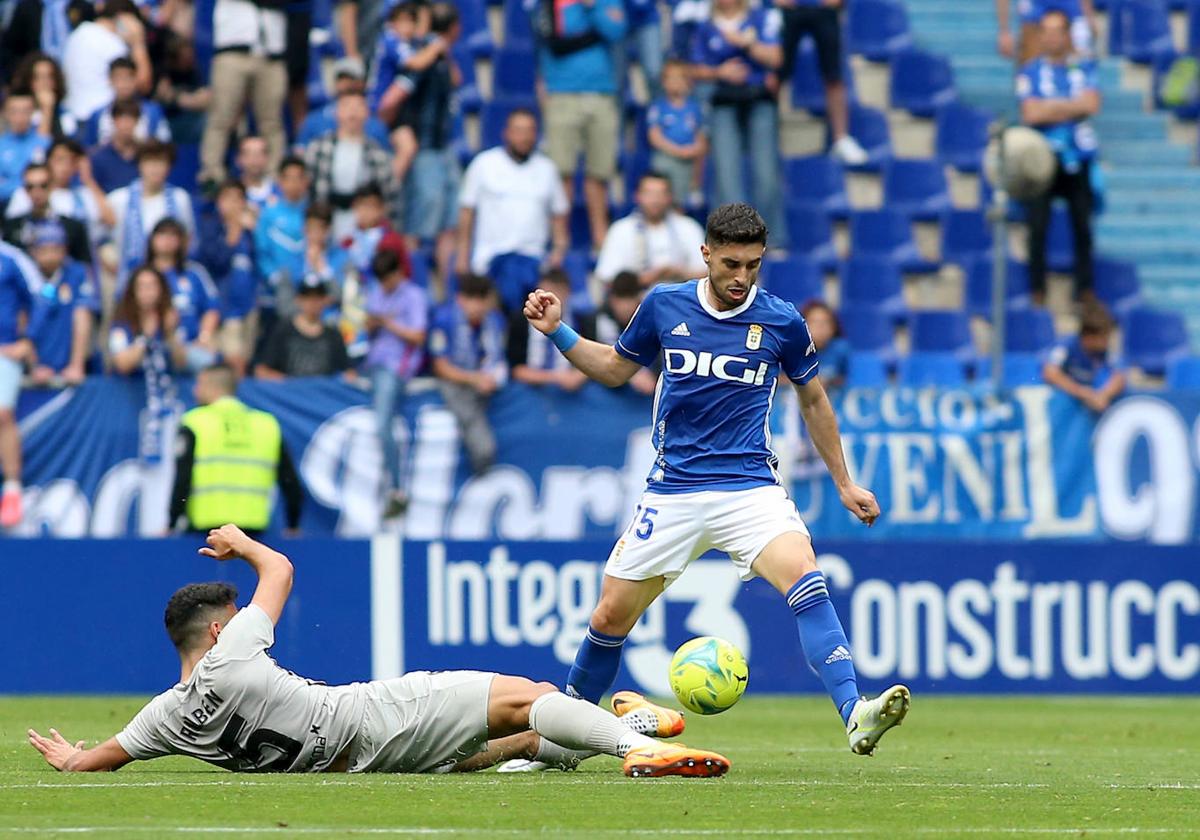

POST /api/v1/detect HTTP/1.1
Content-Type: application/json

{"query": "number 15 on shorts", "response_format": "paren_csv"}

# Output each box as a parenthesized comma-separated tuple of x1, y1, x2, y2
(633, 506, 658, 540)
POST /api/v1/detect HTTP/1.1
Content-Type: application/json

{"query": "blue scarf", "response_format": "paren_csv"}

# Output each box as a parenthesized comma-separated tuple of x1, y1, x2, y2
(122, 179, 180, 278)
(138, 331, 178, 465)
(40, 0, 71, 60)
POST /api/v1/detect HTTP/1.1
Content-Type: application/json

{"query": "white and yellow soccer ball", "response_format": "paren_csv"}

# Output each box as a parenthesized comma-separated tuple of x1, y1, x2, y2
(669, 636, 748, 715)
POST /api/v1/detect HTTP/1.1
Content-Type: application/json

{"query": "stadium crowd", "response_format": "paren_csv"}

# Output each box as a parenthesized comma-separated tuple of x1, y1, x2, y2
(0, 0, 1179, 533)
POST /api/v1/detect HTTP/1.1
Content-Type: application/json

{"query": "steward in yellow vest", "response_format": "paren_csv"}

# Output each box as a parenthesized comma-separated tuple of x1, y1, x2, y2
(169, 364, 303, 534)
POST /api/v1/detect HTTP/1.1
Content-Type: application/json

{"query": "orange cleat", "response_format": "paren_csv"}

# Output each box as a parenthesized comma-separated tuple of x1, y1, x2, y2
(611, 690, 686, 738)
(623, 743, 730, 779)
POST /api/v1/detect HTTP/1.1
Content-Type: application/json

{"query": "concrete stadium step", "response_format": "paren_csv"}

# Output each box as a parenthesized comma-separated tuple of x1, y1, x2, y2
(1097, 219, 1200, 238)
(1101, 143, 1195, 166)
(1093, 116, 1168, 141)
(1104, 169, 1200, 189)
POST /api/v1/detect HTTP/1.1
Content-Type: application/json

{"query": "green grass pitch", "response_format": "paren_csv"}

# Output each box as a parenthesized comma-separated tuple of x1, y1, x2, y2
(2, 695, 1198, 837)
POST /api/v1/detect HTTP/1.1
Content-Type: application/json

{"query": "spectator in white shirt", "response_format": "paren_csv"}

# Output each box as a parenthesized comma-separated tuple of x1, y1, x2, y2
(106, 140, 195, 284)
(62, 0, 153, 121)
(455, 108, 570, 313)
(594, 171, 706, 289)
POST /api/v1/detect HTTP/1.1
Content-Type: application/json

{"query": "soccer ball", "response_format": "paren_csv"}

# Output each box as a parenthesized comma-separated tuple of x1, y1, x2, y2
(669, 636, 748, 715)
(984, 125, 1057, 201)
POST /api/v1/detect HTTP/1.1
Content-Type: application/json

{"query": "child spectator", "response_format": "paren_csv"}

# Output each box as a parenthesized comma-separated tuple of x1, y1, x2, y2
(26, 221, 98, 386)
(344, 183, 406, 279)
(198, 181, 258, 377)
(80, 57, 172, 147)
(300, 201, 349, 293)
(107, 140, 194, 282)
(254, 155, 309, 298)
(0, 240, 39, 528)
(255, 273, 353, 380)
(429, 272, 507, 474)
(10, 52, 78, 139)
(594, 270, 658, 396)
(1042, 302, 1126, 413)
(88, 100, 142, 194)
(145, 217, 220, 372)
(801, 300, 849, 390)
(365, 247, 429, 517)
(0, 92, 51, 211)
(507, 268, 594, 392)
(646, 59, 707, 208)
(368, 1, 432, 184)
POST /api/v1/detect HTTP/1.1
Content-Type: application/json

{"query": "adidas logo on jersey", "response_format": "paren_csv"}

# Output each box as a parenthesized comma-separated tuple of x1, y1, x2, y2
(825, 645, 853, 665)
(671, 322, 691, 337)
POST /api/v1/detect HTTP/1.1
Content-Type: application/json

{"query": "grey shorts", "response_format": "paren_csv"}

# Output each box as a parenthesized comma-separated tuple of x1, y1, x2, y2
(349, 670, 495, 774)
(0, 355, 21, 410)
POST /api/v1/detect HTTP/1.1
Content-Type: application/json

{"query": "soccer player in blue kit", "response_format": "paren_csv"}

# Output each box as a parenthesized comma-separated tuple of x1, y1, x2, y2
(519, 203, 910, 763)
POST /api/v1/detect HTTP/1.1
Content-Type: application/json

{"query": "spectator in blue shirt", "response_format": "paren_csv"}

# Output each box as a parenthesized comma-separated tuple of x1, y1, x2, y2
(429, 272, 508, 474)
(80, 57, 172, 148)
(532, 0, 627, 251)
(26, 220, 98, 385)
(1017, 9, 1100, 302)
(689, 0, 788, 248)
(0, 92, 51, 211)
(254, 156, 310, 316)
(0, 240, 40, 529)
(145, 217, 221, 373)
(647, 59, 707, 208)
(1042, 301, 1125, 412)
(88, 99, 142, 194)
(199, 181, 259, 377)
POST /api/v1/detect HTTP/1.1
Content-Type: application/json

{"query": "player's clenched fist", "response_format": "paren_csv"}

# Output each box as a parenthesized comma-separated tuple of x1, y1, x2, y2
(523, 289, 562, 335)
(200, 524, 253, 561)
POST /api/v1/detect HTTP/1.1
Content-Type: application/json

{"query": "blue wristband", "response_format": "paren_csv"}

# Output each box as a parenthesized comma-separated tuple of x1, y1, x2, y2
(549, 323, 580, 353)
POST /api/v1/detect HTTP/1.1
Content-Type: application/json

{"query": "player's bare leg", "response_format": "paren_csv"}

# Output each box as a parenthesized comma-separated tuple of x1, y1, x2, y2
(753, 531, 909, 755)
(568, 575, 666, 700)
(485, 675, 728, 778)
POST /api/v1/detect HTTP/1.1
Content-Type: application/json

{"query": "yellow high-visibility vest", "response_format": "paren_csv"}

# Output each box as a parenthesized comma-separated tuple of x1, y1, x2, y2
(181, 397, 281, 530)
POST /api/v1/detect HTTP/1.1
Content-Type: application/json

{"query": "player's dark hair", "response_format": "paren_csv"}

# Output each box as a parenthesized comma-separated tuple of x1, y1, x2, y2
(372, 247, 403, 280)
(108, 56, 136, 75)
(305, 201, 333, 224)
(1079, 301, 1114, 336)
(705, 203, 768, 249)
(278, 154, 307, 177)
(610, 271, 641, 299)
(458, 273, 493, 299)
(164, 582, 238, 651)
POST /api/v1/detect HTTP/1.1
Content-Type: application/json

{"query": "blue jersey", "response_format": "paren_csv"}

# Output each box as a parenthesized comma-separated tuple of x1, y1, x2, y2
(28, 260, 99, 371)
(616, 279, 819, 493)
(0, 242, 39, 344)
(1046, 335, 1117, 388)
(1017, 57, 1099, 170)
(647, 96, 704, 147)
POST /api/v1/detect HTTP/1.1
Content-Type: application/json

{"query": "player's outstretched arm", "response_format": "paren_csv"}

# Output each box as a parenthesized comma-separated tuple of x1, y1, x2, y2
(200, 524, 294, 625)
(795, 377, 881, 527)
(523, 289, 642, 387)
(27, 730, 133, 772)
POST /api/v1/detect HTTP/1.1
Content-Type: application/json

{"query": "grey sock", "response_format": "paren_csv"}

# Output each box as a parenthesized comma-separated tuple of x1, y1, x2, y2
(528, 692, 657, 758)
(534, 737, 594, 770)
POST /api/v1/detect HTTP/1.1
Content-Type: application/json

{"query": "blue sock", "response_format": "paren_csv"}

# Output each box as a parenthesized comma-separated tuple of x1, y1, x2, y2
(787, 571, 860, 726)
(566, 625, 626, 704)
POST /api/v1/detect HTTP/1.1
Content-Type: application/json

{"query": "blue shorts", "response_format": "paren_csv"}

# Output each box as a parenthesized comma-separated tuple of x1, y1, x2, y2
(0, 355, 21, 410)
(404, 147, 461, 241)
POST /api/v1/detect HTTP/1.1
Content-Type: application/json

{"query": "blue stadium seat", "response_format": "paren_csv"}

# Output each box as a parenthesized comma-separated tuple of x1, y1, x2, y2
(840, 256, 906, 321)
(503, 0, 535, 48)
(1166, 355, 1200, 388)
(481, 98, 538, 150)
(910, 310, 974, 359)
(848, 209, 938, 273)
(847, 104, 893, 171)
(940, 209, 993, 269)
(846, 354, 890, 387)
(1109, 0, 1175, 63)
(1123, 307, 1190, 375)
(841, 305, 898, 363)
(899, 352, 968, 387)
(889, 49, 957, 117)
(1046, 205, 1076, 273)
(459, 0, 495, 58)
(845, 0, 913, 62)
(966, 256, 1031, 318)
(493, 47, 538, 100)
(784, 156, 850, 219)
(761, 255, 824, 307)
(1093, 256, 1143, 317)
(790, 41, 841, 114)
(784, 206, 839, 271)
(1190, 0, 1200, 52)
(883, 159, 951, 220)
(1003, 308, 1056, 355)
(936, 102, 991, 172)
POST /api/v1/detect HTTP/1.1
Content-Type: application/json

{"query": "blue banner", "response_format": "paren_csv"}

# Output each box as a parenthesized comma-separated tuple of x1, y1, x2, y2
(388, 540, 1200, 695)
(11, 377, 1200, 543)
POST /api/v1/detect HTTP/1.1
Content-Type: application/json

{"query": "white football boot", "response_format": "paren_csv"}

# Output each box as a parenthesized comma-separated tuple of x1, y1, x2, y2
(846, 684, 911, 755)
